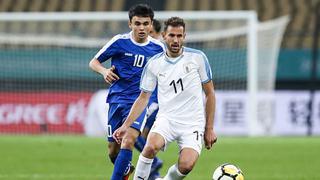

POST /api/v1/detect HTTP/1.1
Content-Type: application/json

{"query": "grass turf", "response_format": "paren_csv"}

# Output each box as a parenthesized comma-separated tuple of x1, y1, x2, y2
(0, 135, 319, 180)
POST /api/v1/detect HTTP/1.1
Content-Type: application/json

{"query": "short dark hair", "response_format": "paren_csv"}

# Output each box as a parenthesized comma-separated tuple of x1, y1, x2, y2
(152, 19, 162, 33)
(164, 17, 185, 32)
(128, 4, 154, 22)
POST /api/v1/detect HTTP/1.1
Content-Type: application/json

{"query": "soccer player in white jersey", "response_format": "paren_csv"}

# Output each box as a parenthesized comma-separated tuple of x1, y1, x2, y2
(113, 17, 217, 180)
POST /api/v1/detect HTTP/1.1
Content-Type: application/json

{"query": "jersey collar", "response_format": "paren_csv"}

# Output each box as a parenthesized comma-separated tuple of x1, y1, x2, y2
(164, 47, 185, 64)
(129, 31, 150, 46)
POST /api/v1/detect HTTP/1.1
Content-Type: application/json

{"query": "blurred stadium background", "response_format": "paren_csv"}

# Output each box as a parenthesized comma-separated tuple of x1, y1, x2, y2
(0, 0, 320, 179)
(0, 0, 319, 135)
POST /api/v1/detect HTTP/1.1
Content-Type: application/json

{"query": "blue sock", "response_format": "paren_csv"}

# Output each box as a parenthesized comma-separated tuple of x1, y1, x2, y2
(151, 156, 161, 171)
(111, 149, 132, 180)
(134, 136, 146, 152)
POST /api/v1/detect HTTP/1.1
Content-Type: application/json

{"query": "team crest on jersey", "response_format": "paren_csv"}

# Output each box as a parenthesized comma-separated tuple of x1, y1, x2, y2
(183, 63, 195, 74)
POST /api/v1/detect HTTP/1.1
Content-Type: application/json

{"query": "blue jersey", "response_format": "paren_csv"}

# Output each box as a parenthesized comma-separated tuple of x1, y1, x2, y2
(95, 32, 164, 104)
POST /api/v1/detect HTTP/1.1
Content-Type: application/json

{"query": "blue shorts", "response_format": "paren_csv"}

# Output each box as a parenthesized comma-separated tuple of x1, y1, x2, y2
(145, 102, 159, 129)
(107, 103, 147, 142)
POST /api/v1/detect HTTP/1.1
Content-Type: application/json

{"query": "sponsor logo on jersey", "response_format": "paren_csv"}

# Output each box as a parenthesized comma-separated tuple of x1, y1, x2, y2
(125, 53, 133, 56)
(158, 73, 166, 78)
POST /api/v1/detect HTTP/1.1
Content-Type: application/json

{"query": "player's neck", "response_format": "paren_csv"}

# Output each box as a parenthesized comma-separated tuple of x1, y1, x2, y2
(166, 49, 183, 58)
(132, 37, 148, 44)
(130, 32, 149, 44)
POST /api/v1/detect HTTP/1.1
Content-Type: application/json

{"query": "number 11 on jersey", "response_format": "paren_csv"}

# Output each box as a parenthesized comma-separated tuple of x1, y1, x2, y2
(170, 78, 184, 94)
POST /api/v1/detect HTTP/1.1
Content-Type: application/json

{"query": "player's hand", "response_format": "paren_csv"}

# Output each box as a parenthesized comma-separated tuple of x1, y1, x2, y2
(103, 65, 119, 85)
(112, 125, 127, 144)
(204, 127, 217, 150)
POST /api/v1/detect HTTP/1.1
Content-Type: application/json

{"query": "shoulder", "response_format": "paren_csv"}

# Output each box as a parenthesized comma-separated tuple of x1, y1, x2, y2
(151, 52, 165, 60)
(184, 47, 208, 62)
(109, 32, 131, 44)
(148, 36, 166, 49)
(146, 52, 165, 68)
(184, 47, 206, 57)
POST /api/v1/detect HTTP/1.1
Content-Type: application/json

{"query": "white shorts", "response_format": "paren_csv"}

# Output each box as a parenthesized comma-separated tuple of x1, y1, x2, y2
(150, 117, 204, 155)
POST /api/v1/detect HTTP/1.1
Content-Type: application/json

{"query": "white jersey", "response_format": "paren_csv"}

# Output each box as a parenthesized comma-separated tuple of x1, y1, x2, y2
(140, 47, 212, 125)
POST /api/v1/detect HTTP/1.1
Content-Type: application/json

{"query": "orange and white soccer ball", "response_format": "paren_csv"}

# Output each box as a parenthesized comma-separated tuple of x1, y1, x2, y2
(212, 163, 244, 180)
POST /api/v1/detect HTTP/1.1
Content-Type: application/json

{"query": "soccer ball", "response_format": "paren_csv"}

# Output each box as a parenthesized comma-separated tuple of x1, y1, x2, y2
(212, 163, 244, 180)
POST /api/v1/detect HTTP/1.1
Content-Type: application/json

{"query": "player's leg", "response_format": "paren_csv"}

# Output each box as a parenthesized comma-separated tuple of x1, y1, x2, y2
(135, 128, 163, 180)
(107, 103, 130, 179)
(134, 132, 165, 179)
(108, 142, 120, 164)
(106, 103, 123, 165)
(163, 124, 203, 179)
(141, 126, 150, 139)
(135, 102, 159, 150)
(162, 148, 199, 180)
(111, 106, 147, 180)
(134, 117, 174, 179)
(111, 127, 140, 180)
(135, 103, 163, 179)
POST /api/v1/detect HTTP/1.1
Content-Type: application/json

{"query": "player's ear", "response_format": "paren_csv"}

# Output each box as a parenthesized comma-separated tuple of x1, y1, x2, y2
(128, 20, 132, 29)
(161, 31, 166, 39)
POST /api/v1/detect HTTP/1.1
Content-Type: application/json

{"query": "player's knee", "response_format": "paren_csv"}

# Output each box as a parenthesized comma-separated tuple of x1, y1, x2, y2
(142, 144, 159, 158)
(178, 160, 196, 174)
(121, 128, 140, 149)
(121, 136, 136, 149)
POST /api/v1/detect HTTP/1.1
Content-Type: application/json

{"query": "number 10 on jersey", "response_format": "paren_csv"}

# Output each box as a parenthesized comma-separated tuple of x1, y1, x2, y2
(133, 54, 145, 67)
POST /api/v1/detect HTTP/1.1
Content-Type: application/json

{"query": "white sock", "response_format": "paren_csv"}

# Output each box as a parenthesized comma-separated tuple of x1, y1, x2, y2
(163, 164, 186, 180)
(133, 154, 153, 180)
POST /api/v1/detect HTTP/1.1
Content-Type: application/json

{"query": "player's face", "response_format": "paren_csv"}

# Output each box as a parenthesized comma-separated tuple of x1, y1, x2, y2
(129, 16, 152, 43)
(162, 26, 185, 57)
(149, 27, 161, 40)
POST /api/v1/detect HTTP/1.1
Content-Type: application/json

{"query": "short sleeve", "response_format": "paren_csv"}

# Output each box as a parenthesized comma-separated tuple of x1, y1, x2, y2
(94, 35, 120, 63)
(140, 60, 157, 92)
(198, 52, 213, 83)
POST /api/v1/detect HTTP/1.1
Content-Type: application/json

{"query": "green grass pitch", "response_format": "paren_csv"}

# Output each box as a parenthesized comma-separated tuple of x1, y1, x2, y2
(0, 135, 319, 180)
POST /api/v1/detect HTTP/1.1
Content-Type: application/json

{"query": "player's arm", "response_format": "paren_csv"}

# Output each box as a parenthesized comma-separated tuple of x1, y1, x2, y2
(89, 58, 119, 84)
(113, 91, 152, 143)
(196, 50, 217, 149)
(89, 36, 121, 84)
(202, 80, 217, 149)
(113, 57, 157, 143)
(124, 91, 151, 128)
(203, 81, 215, 130)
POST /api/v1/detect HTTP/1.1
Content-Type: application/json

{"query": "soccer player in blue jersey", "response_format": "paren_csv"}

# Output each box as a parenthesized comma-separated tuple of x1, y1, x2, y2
(135, 18, 163, 180)
(149, 19, 162, 40)
(89, 4, 164, 180)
